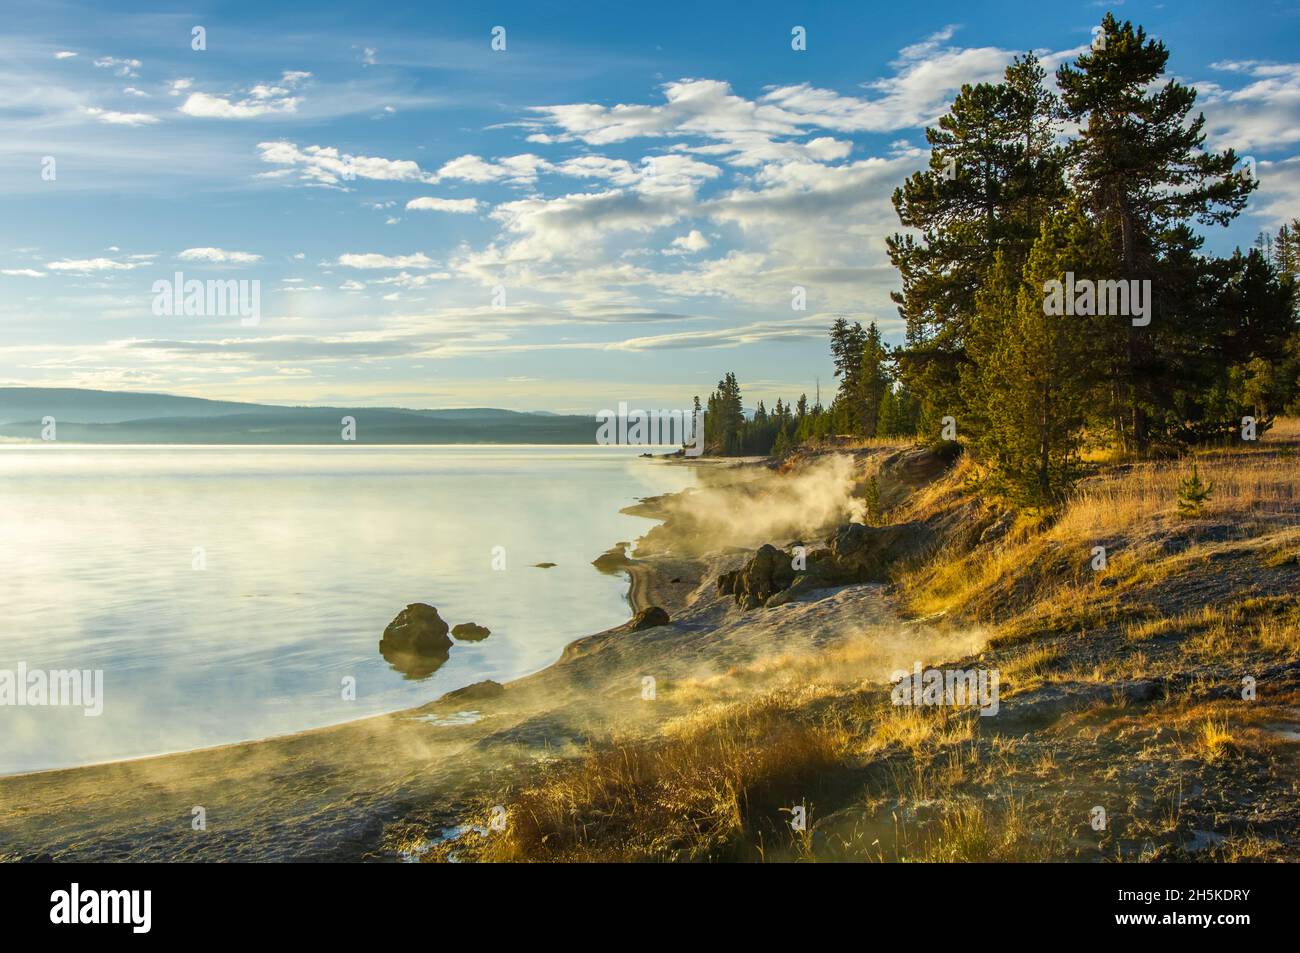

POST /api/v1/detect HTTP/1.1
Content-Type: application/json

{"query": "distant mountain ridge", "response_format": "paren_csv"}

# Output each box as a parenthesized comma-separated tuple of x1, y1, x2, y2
(0, 388, 598, 444)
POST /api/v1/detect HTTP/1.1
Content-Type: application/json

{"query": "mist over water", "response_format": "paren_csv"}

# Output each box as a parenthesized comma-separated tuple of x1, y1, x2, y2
(0, 445, 695, 774)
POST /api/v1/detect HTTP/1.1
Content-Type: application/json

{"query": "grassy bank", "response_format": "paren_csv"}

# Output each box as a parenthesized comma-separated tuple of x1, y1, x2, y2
(426, 423, 1300, 862)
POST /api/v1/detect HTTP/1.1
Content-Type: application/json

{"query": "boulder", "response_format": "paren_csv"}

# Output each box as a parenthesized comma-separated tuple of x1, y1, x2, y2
(381, 603, 453, 654)
(451, 622, 491, 642)
(828, 522, 928, 579)
(629, 606, 670, 630)
(717, 543, 796, 607)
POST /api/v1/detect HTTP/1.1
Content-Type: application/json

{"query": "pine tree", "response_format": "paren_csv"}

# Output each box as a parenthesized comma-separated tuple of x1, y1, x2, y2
(772, 426, 792, 458)
(963, 211, 1094, 506)
(889, 53, 1066, 428)
(829, 319, 867, 431)
(1057, 13, 1256, 452)
(705, 372, 744, 455)
(1176, 464, 1213, 518)
(864, 475, 882, 524)
(856, 322, 889, 438)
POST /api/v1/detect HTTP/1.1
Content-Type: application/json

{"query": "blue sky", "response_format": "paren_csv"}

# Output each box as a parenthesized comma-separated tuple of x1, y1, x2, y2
(2, 0, 1298, 412)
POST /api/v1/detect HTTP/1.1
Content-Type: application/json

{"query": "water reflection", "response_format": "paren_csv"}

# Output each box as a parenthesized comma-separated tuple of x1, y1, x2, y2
(0, 445, 697, 774)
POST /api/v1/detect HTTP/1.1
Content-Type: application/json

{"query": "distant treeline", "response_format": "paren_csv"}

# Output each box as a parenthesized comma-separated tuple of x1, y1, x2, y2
(696, 14, 1300, 509)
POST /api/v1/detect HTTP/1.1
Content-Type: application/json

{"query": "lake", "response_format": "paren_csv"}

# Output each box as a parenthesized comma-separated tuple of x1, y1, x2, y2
(0, 445, 695, 774)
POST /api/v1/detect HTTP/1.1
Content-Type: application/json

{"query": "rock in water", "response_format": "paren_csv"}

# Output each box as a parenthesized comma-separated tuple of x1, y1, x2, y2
(451, 622, 491, 641)
(381, 603, 453, 654)
(592, 544, 632, 574)
(630, 606, 670, 630)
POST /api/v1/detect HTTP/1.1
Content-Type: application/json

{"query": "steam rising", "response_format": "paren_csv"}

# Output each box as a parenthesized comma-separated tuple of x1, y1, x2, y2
(637, 455, 867, 556)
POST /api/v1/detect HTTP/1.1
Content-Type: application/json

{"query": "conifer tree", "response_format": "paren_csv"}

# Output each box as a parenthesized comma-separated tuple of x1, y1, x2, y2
(1057, 13, 1255, 451)
(889, 53, 1065, 428)
(963, 212, 1095, 505)
(857, 322, 890, 438)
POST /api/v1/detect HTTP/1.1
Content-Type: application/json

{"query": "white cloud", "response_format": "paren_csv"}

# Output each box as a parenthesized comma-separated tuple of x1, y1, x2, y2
(46, 257, 143, 272)
(405, 196, 482, 213)
(431, 153, 552, 185)
(54, 51, 77, 60)
(1199, 61, 1300, 151)
(181, 91, 299, 119)
(93, 56, 141, 77)
(669, 229, 710, 253)
(489, 188, 690, 262)
(336, 252, 440, 269)
(257, 141, 429, 186)
(526, 39, 1008, 168)
(177, 247, 263, 264)
(83, 107, 160, 126)
(179, 72, 310, 119)
(1250, 155, 1300, 226)
(1, 268, 45, 277)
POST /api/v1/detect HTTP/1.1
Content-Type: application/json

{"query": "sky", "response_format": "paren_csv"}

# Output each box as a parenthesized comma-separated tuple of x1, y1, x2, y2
(2, 0, 1298, 413)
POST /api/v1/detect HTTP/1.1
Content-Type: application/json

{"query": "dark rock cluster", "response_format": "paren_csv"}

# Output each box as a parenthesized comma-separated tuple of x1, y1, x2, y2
(717, 521, 934, 609)
(380, 604, 494, 678)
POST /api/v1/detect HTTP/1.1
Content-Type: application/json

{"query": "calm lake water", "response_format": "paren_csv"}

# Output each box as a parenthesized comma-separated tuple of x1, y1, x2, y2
(0, 445, 695, 774)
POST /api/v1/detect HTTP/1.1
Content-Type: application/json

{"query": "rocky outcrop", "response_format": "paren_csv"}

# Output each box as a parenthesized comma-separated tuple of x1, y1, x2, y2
(718, 521, 934, 609)
(826, 521, 931, 579)
(629, 606, 670, 630)
(451, 622, 491, 641)
(716, 544, 795, 609)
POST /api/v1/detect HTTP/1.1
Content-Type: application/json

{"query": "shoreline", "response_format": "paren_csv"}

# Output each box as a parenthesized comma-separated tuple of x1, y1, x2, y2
(9, 434, 1296, 861)
(0, 444, 919, 861)
(0, 550, 680, 787)
(0, 467, 745, 860)
(0, 449, 702, 785)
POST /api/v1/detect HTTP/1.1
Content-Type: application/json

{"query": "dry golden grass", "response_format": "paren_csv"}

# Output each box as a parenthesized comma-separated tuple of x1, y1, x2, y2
(1055, 459, 1298, 541)
(1216, 833, 1292, 862)
(902, 798, 1064, 862)
(1125, 617, 1180, 642)
(897, 420, 1300, 647)
(425, 423, 1300, 864)
(1002, 643, 1064, 686)
(1178, 597, 1300, 662)
(1099, 693, 1300, 766)
(1194, 717, 1237, 764)
(866, 704, 976, 753)
(445, 689, 855, 862)
(434, 680, 987, 862)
